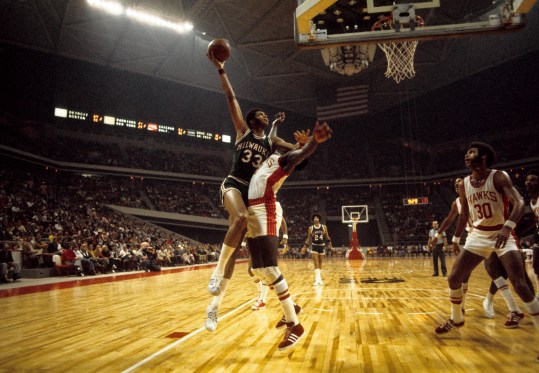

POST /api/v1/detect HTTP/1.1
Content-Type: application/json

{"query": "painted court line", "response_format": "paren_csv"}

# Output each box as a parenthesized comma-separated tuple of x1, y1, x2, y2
(121, 298, 256, 373)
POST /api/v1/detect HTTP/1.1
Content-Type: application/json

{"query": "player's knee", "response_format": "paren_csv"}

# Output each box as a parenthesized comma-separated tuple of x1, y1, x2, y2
(258, 266, 282, 285)
(251, 267, 266, 282)
(229, 209, 248, 229)
(447, 271, 462, 288)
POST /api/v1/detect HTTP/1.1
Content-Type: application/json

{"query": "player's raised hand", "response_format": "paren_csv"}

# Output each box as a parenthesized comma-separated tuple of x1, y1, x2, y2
(294, 129, 311, 146)
(206, 51, 225, 69)
(313, 121, 332, 143)
(272, 112, 285, 127)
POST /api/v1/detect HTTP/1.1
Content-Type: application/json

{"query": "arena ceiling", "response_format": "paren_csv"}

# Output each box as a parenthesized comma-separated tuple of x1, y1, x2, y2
(1, 0, 538, 118)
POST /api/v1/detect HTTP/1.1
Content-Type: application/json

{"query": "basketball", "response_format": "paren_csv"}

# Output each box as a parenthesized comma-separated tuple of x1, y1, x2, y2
(207, 39, 231, 63)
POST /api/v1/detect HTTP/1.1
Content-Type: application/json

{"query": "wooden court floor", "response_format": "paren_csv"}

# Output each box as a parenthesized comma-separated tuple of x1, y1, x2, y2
(1, 257, 538, 372)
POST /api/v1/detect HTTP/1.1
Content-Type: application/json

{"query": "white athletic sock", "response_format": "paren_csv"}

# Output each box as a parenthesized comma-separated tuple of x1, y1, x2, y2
(210, 278, 230, 310)
(260, 282, 269, 303)
(485, 291, 495, 303)
(254, 280, 262, 299)
(315, 268, 321, 281)
(462, 282, 469, 310)
(494, 276, 521, 313)
(524, 298, 539, 330)
(274, 277, 299, 325)
(449, 287, 464, 323)
(213, 244, 235, 277)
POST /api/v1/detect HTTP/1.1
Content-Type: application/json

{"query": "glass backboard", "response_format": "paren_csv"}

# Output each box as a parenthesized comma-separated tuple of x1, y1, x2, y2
(296, 0, 534, 48)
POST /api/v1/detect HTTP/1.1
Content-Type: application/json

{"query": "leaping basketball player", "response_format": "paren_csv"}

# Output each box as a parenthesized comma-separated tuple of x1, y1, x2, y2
(204, 49, 296, 332)
(434, 142, 539, 363)
(301, 214, 332, 286)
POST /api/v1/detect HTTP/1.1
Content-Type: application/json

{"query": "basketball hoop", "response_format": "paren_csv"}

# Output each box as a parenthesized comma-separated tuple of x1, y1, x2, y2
(371, 14, 424, 84)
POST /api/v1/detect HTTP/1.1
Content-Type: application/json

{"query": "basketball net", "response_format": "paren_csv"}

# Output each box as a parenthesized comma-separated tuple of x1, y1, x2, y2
(372, 15, 424, 84)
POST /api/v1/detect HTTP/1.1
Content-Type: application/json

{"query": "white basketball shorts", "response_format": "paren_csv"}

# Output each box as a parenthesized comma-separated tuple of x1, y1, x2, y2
(247, 201, 283, 238)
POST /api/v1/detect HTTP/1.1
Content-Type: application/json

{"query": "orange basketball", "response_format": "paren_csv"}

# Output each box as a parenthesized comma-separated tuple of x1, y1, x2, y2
(207, 39, 231, 62)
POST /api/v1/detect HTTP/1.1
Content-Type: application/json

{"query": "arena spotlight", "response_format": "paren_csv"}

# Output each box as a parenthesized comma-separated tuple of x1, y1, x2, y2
(87, 0, 123, 15)
(86, 0, 193, 34)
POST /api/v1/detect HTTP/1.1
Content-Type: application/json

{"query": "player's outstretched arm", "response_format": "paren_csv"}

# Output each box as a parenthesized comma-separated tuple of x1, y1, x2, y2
(269, 112, 298, 151)
(207, 51, 247, 138)
(281, 122, 332, 173)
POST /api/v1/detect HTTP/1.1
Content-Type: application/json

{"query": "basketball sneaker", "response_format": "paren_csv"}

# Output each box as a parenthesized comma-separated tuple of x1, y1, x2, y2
(251, 300, 266, 310)
(435, 319, 465, 334)
(278, 322, 305, 351)
(276, 304, 302, 329)
(208, 274, 223, 296)
(316, 280, 324, 286)
(204, 305, 218, 332)
(483, 298, 495, 319)
(504, 311, 525, 328)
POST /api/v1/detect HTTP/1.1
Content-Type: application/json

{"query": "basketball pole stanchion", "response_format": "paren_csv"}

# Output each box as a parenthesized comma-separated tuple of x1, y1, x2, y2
(348, 217, 365, 260)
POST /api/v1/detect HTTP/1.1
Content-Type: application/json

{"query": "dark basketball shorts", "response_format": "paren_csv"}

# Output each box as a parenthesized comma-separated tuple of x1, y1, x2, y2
(220, 176, 249, 206)
(311, 245, 326, 255)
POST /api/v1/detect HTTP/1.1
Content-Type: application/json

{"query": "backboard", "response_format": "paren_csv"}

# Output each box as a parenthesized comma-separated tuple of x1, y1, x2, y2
(342, 205, 369, 224)
(295, 0, 535, 49)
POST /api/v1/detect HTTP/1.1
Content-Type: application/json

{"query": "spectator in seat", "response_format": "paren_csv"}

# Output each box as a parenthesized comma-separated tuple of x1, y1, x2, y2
(1, 243, 21, 282)
(80, 243, 96, 275)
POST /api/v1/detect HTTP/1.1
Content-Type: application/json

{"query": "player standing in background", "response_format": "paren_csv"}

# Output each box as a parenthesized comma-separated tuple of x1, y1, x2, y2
(525, 170, 539, 298)
(435, 178, 525, 326)
(301, 214, 332, 286)
(435, 142, 539, 363)
(428, 220, 448, 277)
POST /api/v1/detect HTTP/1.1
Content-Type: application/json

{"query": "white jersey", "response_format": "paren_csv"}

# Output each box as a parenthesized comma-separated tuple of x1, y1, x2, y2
(464, 170, 509, 231)
(247, 152, 288, 238)
(248, 153, 288, 204)
(531, 198, 539, 221)
(455, 197, 473, 232)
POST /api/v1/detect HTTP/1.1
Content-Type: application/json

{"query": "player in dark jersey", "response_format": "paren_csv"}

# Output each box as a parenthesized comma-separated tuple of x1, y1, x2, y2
(301, 214, 332, 286)
(204, 48, 294, 332)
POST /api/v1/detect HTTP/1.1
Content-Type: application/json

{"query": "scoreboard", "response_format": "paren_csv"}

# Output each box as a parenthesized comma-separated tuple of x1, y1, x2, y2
(55, 107, 231, 143)
(402, 197, 429, 206)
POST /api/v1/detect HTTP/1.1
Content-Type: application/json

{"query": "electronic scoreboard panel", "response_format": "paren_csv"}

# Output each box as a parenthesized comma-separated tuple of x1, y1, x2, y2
(54, 107, 231, 143)
(403, 197, 429, 206)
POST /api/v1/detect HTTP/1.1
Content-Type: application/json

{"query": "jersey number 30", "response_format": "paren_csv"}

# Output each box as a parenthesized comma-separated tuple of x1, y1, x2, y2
(474, 203, 493, 219)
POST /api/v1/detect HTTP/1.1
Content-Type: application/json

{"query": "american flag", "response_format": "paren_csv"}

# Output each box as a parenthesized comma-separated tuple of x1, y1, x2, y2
(316, 85, 369, 121)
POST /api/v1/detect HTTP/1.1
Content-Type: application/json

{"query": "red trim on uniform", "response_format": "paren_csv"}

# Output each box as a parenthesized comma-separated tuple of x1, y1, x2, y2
(248, 196, 274, 206)
(264, 167, 287, 236)
(279, 293, 291, 301)
(474, 224, 504, 231)
(277, 288, 289, 297)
